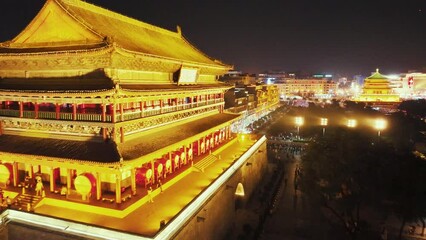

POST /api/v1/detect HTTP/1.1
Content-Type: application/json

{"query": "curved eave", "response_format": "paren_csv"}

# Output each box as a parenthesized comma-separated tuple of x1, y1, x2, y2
(0, 44, 113, 58)
(117, 85, 232, 97)
(0, 89, 115, 98)
(115, 47, 232, 73)
(55, 0, 232, 72)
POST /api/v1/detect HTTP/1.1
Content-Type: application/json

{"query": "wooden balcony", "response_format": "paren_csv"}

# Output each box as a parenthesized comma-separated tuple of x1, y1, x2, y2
(0, 99, 225, 123)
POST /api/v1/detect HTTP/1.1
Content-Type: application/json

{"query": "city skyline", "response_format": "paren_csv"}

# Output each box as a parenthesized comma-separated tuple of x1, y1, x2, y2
(0, 0, 425, 76)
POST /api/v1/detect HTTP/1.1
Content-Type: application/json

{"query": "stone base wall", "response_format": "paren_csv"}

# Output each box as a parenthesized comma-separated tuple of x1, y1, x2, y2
(174, 140, 268, 240)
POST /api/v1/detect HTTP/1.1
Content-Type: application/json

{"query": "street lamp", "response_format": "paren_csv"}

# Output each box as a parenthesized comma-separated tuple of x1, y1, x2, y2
(320, 118, 328, 136)
(374, 119, 386, 137)
(347, 119, 357, 128)
(295, 116, 304, 139)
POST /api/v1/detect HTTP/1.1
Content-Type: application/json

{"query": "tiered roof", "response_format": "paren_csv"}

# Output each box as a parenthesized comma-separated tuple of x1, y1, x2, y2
(0, 0, 231, 74)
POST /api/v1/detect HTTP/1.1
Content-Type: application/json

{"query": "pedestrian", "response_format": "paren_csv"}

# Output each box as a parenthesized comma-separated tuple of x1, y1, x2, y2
(158, 179, 163, 193)
(147, 186, 154, 203)
(6, 196, 11, 208)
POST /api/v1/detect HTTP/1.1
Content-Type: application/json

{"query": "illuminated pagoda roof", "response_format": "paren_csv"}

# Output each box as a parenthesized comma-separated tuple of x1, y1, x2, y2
(366, 69, 389, 80)
(363, 68, 392, 89)
(0, 0, 225, 66)
(0, 0, 233, 94)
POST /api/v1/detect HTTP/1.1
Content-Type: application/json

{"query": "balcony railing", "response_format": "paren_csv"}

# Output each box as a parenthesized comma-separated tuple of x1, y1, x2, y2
(0, 99, 224, 123)
(0, 109, 19, 117)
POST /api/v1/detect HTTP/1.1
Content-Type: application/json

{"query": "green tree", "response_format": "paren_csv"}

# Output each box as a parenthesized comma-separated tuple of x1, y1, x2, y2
(300, 127, 398, 239)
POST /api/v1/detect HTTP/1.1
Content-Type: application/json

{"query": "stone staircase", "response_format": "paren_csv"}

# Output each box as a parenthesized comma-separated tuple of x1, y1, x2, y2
(14, 193, 42, 211)
(193, 154, 219, 172)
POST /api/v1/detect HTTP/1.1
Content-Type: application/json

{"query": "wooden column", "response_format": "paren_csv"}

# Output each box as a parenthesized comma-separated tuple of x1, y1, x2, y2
(19, 101, 23, 118)
(28, 164, 33, 178)
(120, 127, 124, 143)
(168, 152, 172, 175)
(55, 103, 60, 120)
(72, 103, 77, 121)
(111, 127, 116, 141)
(115, 173, 122, 204)
(12, 162, 18, 187)
(111, 104, 116, 123)
(119, 103, 124, 122)
(34, 103, 39, 119)
(96, 172, 102, 200)
(102, 103, 106, 122)
(160, 100, 163, 114)
(150, 159, 155, 183)
(0, 120, 3, 136)
(66, 169, 72, 190)
(50, 168, 55, 192)
(102, 128, 107, 141)
(140, 101, 144, 117)
(184, 145, 187, 164)
(131, 168, 136, 195)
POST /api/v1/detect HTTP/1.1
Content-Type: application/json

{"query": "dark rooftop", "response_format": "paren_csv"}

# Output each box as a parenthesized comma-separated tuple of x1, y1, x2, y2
(0, 135, 121, 162)
(0, 70, 114, 92)
(119, 113, 239, 160)
(0, 113, 239, 162)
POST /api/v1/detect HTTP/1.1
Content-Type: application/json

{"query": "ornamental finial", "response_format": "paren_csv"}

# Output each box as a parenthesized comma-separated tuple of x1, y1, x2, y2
(376, 68, 379, 73)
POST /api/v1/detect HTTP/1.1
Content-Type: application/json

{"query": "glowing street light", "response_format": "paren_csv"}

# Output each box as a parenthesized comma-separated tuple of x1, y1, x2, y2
(320, 118, 328, 136)
(295, 116, 304, 138)
(347, 119, 357, 128)
(375, 119, 387, 137)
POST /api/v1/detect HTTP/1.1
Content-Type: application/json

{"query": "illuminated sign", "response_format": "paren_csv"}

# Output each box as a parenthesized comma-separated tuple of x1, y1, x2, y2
(408, 76, 414, 88)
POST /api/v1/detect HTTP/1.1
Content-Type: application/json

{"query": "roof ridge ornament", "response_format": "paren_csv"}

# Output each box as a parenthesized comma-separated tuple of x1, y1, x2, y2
(177, 25, 182, 36)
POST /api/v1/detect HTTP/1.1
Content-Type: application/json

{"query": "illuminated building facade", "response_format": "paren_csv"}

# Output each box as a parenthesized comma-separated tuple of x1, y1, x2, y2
(356, 69, 400, 102)
(277, 79, 337, 98)
(0, 0, 241, 209)
(399, 72, 426, 98)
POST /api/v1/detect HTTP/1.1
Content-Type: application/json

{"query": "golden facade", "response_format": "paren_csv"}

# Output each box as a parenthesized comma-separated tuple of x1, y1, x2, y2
(0, 0, 238, 206)
(356, 69, 400, 102)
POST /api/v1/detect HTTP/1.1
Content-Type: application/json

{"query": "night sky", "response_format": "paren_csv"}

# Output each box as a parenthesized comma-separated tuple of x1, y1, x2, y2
(0, 0, 425, 77)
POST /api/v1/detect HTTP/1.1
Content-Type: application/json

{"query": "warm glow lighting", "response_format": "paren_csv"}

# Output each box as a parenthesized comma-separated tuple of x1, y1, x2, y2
(156, 136, 266, 240)
(0, 136, 265, 240)
(0, 164, 10, 183)
(235, 183, 245, 196)
(295, 117, 304, 126)
(375, 119, 386, 131)
(347, 119, 357, 128)
(320, 118, 328, 126)
(74, 175, 92, 195)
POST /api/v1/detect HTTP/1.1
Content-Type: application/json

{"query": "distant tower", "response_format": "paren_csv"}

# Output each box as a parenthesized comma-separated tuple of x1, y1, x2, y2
(356, 69, 400, 102)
